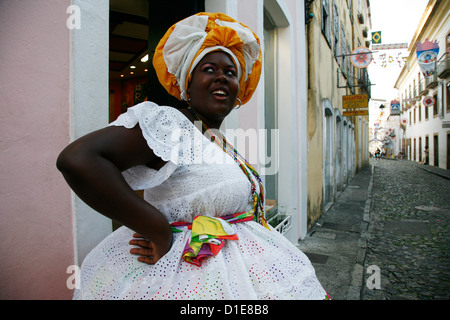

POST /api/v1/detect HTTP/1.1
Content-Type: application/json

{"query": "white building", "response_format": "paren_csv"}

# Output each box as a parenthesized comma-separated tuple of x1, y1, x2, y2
(394, 0, 450, 168)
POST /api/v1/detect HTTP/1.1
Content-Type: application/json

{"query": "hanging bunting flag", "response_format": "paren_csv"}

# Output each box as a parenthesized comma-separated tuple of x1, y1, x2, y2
(371, 51, 408, 68)
(416, 39, 439, 77)
(372, 31, 382, 44)
(372, 43, 408, 50)
(390, 99, 400, 115)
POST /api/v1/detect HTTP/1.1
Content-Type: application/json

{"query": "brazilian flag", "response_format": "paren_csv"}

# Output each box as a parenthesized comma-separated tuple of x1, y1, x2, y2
(372, 31, 381, 44)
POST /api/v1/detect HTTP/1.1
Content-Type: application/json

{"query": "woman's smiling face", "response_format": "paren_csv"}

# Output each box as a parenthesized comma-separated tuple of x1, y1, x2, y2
(187, 51, 240, 129)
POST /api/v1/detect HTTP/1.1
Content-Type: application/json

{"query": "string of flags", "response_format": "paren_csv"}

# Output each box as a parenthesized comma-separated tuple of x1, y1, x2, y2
(368, 30, 408, 68)
(369, 31, 440, 74)
(343, 30, 441, 75)
(371, 52, 408, 68)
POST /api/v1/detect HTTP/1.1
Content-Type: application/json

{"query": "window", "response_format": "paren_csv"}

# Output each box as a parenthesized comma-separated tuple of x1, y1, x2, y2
(447, 83, 450, 114)
(418, 104, 422, 122)
(341, 24, 347, 74)
(333, 0, 344, 57)
(333, 0, 340, 61)
(433, 92, 438, 116)
(263, 9, 279, 211)
(322, 0, 331, 46)
(447, 32, 450, 53)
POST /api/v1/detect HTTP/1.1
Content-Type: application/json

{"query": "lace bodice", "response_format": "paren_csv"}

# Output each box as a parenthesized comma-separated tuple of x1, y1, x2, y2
(109, 102, 253, 223)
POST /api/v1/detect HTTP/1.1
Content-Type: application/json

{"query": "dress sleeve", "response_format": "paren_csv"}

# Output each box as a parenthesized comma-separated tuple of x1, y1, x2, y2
(108, 101, 198, 190)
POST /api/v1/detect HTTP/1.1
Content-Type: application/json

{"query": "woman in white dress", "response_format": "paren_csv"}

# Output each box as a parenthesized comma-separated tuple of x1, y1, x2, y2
(57, 12, 328, 300)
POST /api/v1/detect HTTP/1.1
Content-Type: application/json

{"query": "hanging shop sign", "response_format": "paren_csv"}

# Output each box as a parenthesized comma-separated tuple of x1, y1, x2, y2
(350, 47, 372, 68)
(343, 94, 368, 116)
(343, 94, 368, 109)
(343, 109, 369, 116)
(390, 99, 400, 115)
(423, 96, 435, 107)
(416, 39, 439, 77)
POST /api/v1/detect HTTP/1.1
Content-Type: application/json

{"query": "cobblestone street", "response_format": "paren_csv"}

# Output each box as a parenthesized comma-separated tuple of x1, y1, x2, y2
(362, 159, 450, 300)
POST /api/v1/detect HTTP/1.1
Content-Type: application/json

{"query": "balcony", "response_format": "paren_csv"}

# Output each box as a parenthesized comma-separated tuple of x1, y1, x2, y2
(437, 52, 450, 79)
(357, 13, 364, 24)
(419, 77, 428, 95)
(426, 72, 438, 89)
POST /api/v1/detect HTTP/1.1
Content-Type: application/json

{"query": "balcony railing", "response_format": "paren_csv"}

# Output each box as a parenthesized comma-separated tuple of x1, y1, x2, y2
(419, 77, 428, 95)
(426, 72, 438, 89)
(437, 52, 450, 79)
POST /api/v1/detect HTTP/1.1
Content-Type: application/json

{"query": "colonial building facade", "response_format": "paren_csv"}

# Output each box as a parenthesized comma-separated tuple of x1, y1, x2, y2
(394, 0, 450, 169)
(305, 0, 371, 224)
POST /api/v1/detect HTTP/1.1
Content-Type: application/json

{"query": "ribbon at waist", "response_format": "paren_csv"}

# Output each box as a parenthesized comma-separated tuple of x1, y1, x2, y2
(170, 211, 254, 267)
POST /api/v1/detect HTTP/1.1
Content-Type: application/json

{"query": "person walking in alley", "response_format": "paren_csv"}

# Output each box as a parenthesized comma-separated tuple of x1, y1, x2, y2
(57, 12, 328, 300)
(375, 148, 381, 160)
(420, 145, 429, 165)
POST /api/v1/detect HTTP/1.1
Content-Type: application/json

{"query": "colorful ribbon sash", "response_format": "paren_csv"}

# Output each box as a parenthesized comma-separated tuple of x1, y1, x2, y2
(170, 212, 254, 267)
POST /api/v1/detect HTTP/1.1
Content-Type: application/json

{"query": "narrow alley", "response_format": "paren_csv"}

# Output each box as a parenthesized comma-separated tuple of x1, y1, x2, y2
(297, 159, 450, 300)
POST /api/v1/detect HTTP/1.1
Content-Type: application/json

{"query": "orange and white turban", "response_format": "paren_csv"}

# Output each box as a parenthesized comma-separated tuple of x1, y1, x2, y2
(153, 12, 262, 105)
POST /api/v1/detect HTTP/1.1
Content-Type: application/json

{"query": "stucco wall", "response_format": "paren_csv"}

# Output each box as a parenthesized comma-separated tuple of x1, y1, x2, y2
(0, 0, 74, 299)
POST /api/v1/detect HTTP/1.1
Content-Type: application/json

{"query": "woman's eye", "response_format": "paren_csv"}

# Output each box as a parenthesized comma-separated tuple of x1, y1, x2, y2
(226, 70, 237, 77)
(203, 66, 215, 73)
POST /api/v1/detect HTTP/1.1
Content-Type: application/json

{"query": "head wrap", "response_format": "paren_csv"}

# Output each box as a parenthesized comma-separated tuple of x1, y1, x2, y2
(153, 12, 262, 105)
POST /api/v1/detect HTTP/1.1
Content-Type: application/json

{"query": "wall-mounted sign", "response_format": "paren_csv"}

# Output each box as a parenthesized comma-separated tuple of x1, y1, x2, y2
(343, 94, 368, 109)
(423, 96, 435, 107)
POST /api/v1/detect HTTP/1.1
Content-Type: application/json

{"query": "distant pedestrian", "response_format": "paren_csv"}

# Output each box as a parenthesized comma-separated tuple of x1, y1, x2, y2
(420, 146, 429, 165)
(375, 148, 381, 160)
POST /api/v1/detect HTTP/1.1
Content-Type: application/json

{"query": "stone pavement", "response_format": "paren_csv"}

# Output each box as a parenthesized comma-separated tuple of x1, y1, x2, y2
(296, 164, 373, 300)
(361, 159, 450, 300)
(296, 159, 450, 300)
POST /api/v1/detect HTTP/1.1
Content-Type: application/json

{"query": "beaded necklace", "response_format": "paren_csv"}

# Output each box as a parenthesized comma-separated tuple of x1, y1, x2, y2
(188, 108, 269, 229)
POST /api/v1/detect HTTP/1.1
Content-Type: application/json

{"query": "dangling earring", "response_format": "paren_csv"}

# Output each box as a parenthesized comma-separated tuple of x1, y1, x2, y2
(181, 90, 191, 104)
(234, 98, 242, 110)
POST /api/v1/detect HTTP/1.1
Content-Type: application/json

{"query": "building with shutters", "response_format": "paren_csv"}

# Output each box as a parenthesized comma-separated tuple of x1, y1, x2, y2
(394, 0, 450, 169)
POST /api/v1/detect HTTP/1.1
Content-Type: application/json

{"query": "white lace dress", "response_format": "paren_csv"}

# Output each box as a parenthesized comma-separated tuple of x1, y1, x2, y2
(73, 102, 327, 300)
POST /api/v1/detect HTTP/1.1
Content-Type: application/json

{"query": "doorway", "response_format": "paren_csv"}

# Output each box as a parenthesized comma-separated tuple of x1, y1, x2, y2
(108, 0, 205, 230)
(323, 102, 334, 210)
(263, 9, 279, 210)
(434, 134, 439, 167)
(108, 0, 205, 122)
(447, 132, 450, 169)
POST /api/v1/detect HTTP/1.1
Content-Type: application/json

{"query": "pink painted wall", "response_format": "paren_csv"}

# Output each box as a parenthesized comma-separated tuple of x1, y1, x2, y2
(0, 0, 74, 299)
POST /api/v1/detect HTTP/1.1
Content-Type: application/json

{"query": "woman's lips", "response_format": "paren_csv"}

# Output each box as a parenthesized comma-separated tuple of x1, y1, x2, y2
(210, 89, 228, 101)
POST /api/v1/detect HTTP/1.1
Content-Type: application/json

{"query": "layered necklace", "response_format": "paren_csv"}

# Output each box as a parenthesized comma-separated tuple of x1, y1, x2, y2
(188, 108, 269, 229)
